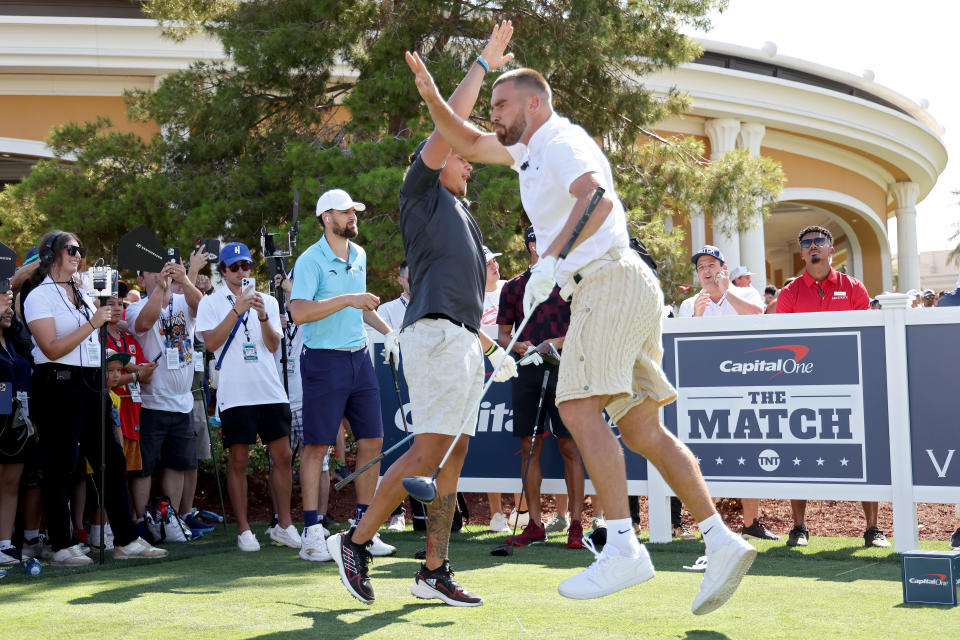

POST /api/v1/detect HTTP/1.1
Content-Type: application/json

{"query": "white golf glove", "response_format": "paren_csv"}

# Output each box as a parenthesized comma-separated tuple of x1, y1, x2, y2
(518, 345, 543, 367)
(382, 330, 400, 367)
(523, 255, 558, 317)
(486, 344, 518, 383)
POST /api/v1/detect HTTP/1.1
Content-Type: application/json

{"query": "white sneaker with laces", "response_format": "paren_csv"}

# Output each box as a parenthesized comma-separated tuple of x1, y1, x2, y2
(691, 536, 757, 615)
(368, 533, 396, 557)
(508, 510, 530, 528)
(387, 514, 406, 532)
(114, 537, 168, 560)
(237, 529, 261, 552)
(270, 524, 303, 549)
(489, 512, 509, 533)
(52, 544, 93, 566)
(299, 524, 332, 561)
(558, 537, 655, 599)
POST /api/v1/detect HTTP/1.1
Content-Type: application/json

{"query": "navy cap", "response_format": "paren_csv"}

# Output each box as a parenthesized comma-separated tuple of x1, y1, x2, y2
(691, 245, 725, 266)
(524, 226, 536, 246)
(22, 247, 39, 266)
(219, 242, 253, 266)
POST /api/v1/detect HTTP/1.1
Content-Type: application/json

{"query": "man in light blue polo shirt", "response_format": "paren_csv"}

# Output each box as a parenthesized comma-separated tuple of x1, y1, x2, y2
(289, 188, 399, 561)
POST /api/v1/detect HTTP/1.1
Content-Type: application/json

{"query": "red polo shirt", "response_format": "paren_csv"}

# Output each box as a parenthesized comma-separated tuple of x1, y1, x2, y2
(777, 268, 870, 313)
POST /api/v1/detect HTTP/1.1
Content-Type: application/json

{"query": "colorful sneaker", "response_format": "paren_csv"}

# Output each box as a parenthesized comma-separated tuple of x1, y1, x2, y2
(558, 537, 655, 599)
(673, 523, 696, 540)
(692, 537, 757, 615)
(545, 513, 569, 533)
(741, 519, 780, 541)
(863, 526, 891, 548)
(786, 525, 809, 547)
(185, 510, 216, 532)
(270, 524, 303, 549)
(567, 520, 584, 549)
(410, 560, 484, 607)
(507, 521, 546, 547)
(488, 512, 509, 533)
(387, 514, 406, 533)
(237, 529, 261, 552)
(368, 533, 396, 557)
(51, 544, 92, 566)
(951, 527, 960, 550)
(299, 524, 332, 562)
(327, 527, 375, 604)
(114, 537, 168, 560)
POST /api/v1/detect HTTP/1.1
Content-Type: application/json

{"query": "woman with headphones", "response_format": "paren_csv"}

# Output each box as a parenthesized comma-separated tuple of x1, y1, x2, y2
(24, 230, 166, 565)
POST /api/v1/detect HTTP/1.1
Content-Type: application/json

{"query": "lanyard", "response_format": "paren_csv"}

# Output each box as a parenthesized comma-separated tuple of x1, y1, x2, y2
(285, 310, 298, 343)
(107, 330, 128, 354)
(225, 294, 251, 342)
(216, 292, 246, 371)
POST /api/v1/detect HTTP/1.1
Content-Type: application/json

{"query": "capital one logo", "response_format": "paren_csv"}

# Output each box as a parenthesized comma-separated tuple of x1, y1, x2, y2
(909, 573, 950, 587)
(719, 344, 813, 379)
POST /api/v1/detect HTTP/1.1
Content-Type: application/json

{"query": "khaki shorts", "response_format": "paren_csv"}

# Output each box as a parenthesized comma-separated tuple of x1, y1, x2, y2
(123, 436, 143, 472)
(400, 317, 485, 437)
(556, 248, 677, 423)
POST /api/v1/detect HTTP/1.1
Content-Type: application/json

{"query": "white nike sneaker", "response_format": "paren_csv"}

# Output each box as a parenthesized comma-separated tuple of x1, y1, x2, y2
(558, 537, 655, 599)
(387, 514, 406, 532)
(299, 524, 332, 562)
(270, 524, 303, 549)
(368, 533, 396, 557)
(488, 512, 509, 533)
(691, 536, 757, 615)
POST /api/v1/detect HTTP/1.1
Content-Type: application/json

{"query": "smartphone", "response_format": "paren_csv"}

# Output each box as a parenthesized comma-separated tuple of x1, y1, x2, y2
(241, 277, 255, 293)
(166, 247, 181, 264)
(195, 238, 220, 260)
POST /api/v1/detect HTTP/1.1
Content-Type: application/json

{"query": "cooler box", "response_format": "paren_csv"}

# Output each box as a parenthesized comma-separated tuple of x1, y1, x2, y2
(901, 549, 960, 606)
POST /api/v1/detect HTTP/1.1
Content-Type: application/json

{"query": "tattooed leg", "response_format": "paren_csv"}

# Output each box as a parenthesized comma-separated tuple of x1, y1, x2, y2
(424, 435, 471, 570)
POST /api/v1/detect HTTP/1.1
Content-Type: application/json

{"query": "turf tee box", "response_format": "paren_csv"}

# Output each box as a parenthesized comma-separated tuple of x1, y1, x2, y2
(901, 550, 960, 605)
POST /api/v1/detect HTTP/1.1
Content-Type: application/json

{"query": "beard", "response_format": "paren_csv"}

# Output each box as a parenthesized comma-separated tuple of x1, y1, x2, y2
(810, 255, 821, 264)
(332, 220, 358, 239)
(495, 113, 527, 146)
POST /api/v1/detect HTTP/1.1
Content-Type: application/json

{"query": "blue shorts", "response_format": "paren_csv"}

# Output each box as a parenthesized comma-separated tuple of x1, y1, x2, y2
(301, 346, 383, 445)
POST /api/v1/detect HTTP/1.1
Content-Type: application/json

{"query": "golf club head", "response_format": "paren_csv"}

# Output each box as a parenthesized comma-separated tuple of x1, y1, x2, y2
(414, 547, 426, 560)
(542, 343, 561, 365)
(402, 475, 438, 504)
(490, 544, 514, 557)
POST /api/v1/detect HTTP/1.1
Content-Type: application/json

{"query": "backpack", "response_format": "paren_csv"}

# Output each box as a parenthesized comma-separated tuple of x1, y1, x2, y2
(144, 497, 193, 543)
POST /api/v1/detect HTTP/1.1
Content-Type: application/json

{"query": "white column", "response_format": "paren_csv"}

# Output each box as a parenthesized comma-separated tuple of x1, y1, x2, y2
(704, 118, 742, 267)
(689, 204, 706, 254)
(890, 181, 920, 292)
(737, 122, 767, 294)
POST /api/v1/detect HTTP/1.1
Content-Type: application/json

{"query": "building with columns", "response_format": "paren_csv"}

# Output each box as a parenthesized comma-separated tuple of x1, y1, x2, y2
(0, 8, 948, 295)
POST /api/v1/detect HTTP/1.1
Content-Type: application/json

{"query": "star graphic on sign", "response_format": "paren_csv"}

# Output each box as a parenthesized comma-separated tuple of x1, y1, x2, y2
(816, 458, 825, 466)
(793, 457, 801, 466)
(737, 457, 746, 466)
(840, 458, 849, 467)
(715, 457, 724, 465)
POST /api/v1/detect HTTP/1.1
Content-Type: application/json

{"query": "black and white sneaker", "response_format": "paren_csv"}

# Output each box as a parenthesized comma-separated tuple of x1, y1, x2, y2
(786, 525, 809, 547)
(327, 527, 375, 604)
(410, 560, 484, 607)
(863, 526, 891, 548)
(741, 519, 781, 541)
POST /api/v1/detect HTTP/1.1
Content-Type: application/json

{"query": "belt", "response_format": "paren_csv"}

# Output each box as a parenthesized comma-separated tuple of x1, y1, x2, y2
(421, 313, 479, 334)
(559, 246, 626, 302)
(332, 344, 367, 353)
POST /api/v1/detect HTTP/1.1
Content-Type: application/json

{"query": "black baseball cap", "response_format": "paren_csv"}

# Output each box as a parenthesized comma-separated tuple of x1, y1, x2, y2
(524, 226, 536, 246)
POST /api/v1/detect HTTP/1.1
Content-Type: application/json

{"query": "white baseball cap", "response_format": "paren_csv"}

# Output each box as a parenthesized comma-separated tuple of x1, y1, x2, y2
(316, 189, 366, 217)
(482, 245, 502, 263)
(730, 266, 755, 280)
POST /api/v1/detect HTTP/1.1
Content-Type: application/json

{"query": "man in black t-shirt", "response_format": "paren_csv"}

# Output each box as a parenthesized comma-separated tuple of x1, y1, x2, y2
(328, 21, 518, 608)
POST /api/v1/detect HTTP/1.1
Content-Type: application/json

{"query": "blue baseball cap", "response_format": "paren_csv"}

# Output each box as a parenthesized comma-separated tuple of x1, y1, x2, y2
(691, 245, 725, 266)
(22, 247, 39, 266)
(219, 242, 253, 266)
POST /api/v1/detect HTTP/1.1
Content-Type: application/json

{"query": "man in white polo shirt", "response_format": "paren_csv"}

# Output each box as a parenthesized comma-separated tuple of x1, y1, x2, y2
(406, 51, 755, 613)
(678, 246, 764, 318)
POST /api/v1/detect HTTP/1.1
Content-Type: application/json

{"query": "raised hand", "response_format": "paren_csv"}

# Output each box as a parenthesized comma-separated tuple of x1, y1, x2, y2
(405, 51, 443, 106)
(480, 20, 515, 70)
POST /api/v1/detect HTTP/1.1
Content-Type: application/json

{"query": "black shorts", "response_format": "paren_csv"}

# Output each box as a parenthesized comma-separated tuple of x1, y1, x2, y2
(220, 402, 291, 448)
(137, 408, 197, 477)
(511, 362, 571, 439)
(0, 415, 32, 464)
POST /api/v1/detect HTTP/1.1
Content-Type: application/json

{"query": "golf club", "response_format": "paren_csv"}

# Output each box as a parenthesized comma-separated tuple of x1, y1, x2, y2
(491, 369, 550, 556)
(403, 186, 605, 504)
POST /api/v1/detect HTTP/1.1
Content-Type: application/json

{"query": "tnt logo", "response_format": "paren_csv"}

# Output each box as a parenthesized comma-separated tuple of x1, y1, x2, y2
(758, 449, 780, 472)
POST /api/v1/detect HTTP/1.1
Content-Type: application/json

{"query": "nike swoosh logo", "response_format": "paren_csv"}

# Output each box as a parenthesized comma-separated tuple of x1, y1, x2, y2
(703, 526, 714, 535)
(617, 529, 631, 535)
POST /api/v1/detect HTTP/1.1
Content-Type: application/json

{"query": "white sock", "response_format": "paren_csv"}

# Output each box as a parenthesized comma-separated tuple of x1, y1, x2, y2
(90, 525, 102, 539)
(606, 517, 642, 558)
(24, 529, 39, 541)
(699, 513, 734, 552)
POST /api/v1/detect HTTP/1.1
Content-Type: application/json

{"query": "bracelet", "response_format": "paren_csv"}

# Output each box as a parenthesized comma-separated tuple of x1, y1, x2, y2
(232, 308, 241, 319)
(475, 55, 490, 73)
(484, 343, 497, 357)
(258, 314, 268, 322)
(88, 319, 96, 331)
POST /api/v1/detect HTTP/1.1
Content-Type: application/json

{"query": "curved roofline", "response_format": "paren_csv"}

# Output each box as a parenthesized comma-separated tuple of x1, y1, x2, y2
(695, 38, 944, 137)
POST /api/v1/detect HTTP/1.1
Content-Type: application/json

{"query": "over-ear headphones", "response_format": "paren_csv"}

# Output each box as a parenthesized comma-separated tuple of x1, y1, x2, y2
(39, 232, 63, 266)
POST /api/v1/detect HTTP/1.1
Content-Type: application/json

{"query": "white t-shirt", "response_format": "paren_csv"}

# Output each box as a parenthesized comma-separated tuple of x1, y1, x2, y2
(505, 113, 630, 287)
(377, 294, 409, 332)
(196, 286, 288, 412)
(125, 293, 197, 413)
(481, 280, 505, 339)
(23, 276, 100, 367)
(274, 311, 305, 412)
(677, 285, 764, 318)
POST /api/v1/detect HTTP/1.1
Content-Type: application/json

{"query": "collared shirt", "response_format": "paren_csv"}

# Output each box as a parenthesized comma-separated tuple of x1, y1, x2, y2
(776, 269, 869, 313)
(376, 294, 409, 332)
(497, 268, 571, 348)
(677, 285, 763, 317)
(505, 113, 630, 287)
(290, 235, 368, 349)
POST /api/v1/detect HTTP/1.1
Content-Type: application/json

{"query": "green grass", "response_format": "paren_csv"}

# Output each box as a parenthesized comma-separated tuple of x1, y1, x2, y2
(2, 525, 958, 640)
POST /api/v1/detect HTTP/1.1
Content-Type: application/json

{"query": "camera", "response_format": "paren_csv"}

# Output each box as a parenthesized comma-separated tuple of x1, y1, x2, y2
(195, 238, 220, 262)
(87, 266, 116, 298)
(166, 247, 181, 264)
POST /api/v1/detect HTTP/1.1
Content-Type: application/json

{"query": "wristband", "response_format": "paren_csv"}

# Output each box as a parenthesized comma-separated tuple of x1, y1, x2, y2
(484, 343, 497, 357)
(258, 314, 268, 322)
(475, 55, 490, 73)
(232, 308, 241, 319)
(88, 319, 96, 331)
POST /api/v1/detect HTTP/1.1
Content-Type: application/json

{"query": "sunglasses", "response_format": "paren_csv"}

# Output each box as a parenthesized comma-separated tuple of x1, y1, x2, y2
(227, 261, 253, 272)
(799, 237, 829, 249)
(64, 245, 88, 258)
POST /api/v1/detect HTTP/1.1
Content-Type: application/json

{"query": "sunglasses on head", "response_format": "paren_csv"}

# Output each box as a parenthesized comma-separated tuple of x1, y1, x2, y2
(227, 261, 253, 272)
(799, 237, 829, 249)
(65, 245, 88, 258)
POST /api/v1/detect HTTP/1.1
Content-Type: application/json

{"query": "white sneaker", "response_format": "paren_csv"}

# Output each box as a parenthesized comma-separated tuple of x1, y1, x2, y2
(270, 524, 303, 549)
(558, 538, 655, 599)
(52, 544, 93, 566)
(90, 524, 115, 550)
(368, 533, 396, 557)
(545, 514, 570, 533)
(387, 514, 406, 532)
(237, 529, 261, 552)
(691, 536, 757, 615)
(264, 524, 276, 538)
(508, 510, 530, 528)
(22, 535, 54, 560)
(114, 537, 168, 560)
(0, 549, 19, 565)
(489, 512, 509, 533)
(299, 524, 333, 562)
